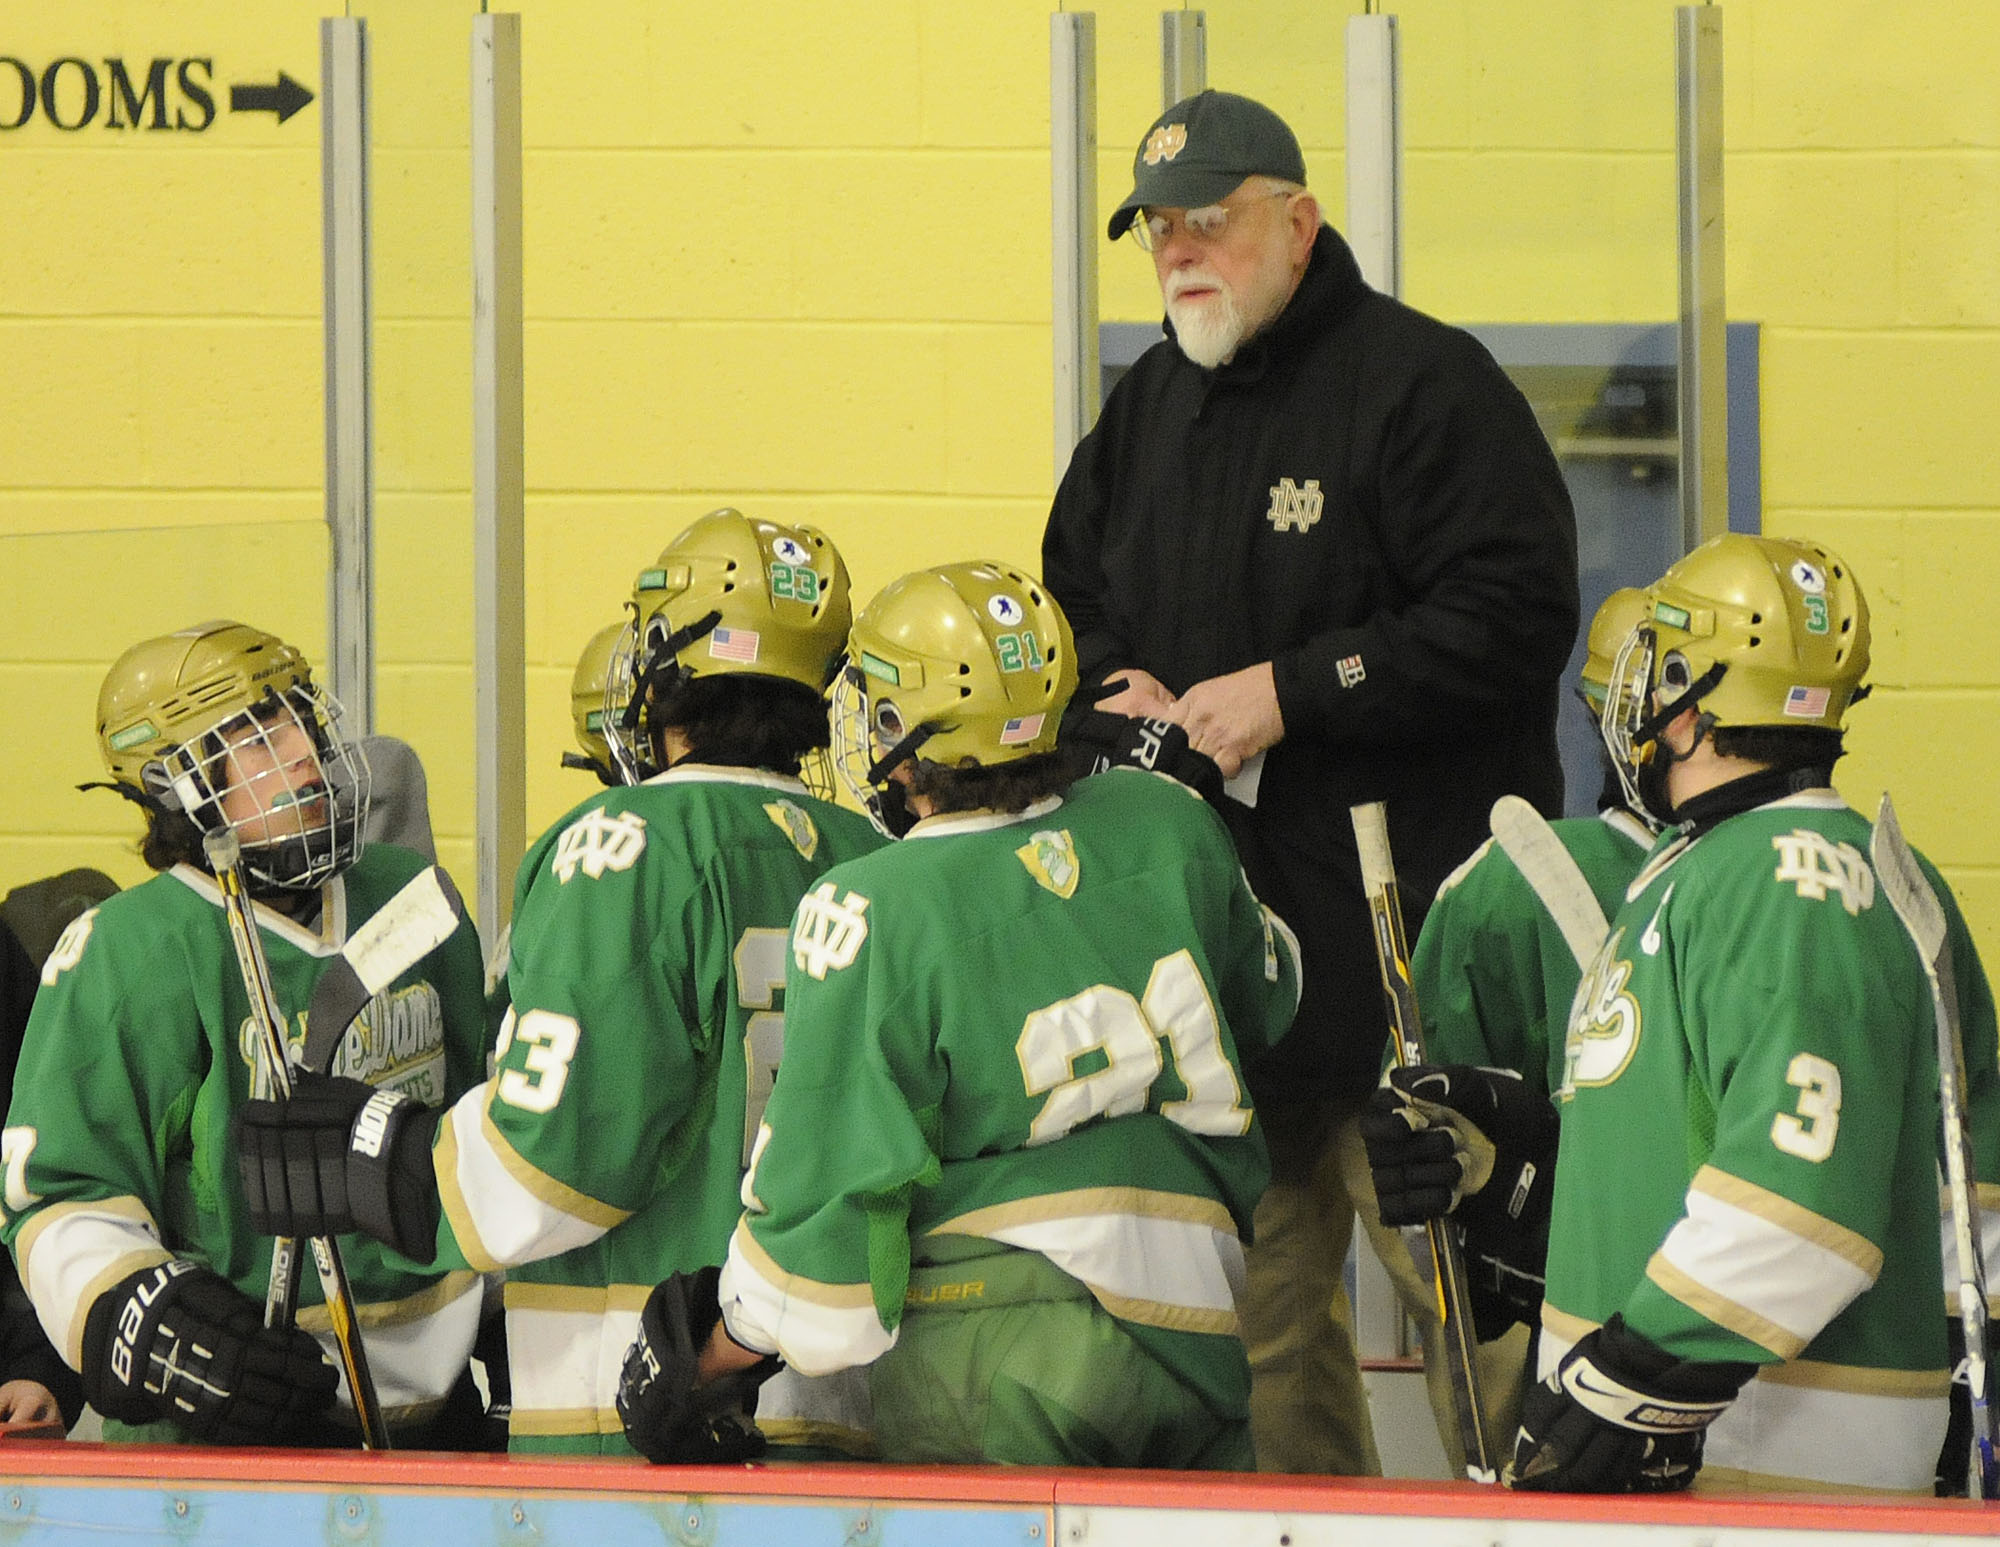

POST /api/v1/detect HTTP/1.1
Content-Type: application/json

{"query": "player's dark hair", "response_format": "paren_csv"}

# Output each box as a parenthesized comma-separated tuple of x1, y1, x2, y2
(138, 804, 207, 874)
(911, 750, 1072, 816)
(647, 673, 829, 775)
(1710, 723, 1843, 775)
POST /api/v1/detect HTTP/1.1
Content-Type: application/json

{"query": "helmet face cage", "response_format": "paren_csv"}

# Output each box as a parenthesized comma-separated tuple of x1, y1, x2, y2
(160, 683, 371, 891)
(597, 619, 648, 786)
(1598, 622, 1660, 818)
(830, 659, 900, 837)
(570, 622, 637, 784)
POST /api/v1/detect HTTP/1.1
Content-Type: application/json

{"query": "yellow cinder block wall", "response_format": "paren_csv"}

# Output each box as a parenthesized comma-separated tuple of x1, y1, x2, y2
(2, 1, 1995, 969)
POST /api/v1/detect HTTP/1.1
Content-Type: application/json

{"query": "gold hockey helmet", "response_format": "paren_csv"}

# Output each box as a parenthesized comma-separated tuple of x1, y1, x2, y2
(1601, 534, 1869, 811)
(831, 561, 1077, 823)
(567, 620, 635, 781)
(96, 621, 369, 889)
(1578, 587, 1652, 712)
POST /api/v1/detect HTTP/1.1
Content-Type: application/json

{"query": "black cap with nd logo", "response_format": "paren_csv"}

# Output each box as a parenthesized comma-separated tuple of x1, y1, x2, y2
(1108, 90, 1309, 240)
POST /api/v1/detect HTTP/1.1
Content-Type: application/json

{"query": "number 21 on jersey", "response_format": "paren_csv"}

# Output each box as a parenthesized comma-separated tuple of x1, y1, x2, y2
(1016, 949, 1250, 1145)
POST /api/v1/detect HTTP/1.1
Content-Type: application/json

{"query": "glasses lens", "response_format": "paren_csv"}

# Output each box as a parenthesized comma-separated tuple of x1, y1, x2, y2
(1186, 204, 1229, 240)
(1131, 211, 1167, 252)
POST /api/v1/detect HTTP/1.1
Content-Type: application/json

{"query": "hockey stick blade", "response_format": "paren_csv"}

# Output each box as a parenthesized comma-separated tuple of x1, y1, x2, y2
(1488, 795, 1609, 972)
(302, 866, 466, 1075)
(1871, 794, 1998, 1499)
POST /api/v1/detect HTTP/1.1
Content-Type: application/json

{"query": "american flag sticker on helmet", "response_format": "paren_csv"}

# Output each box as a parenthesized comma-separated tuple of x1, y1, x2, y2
(1783, 685, 1829, 717)
(999, 713, 1045, 744)
(709, 627, 761, 663)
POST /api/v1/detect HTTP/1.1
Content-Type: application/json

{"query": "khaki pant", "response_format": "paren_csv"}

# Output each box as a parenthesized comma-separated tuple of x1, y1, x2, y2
(1242, 1100, 1380, 1475)
(1244, 1100, 1527, 1477)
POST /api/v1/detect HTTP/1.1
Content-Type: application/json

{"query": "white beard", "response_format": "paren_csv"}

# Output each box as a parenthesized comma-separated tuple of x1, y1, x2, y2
(1163, 240, 1301, 370)
(1165, 272, 1248, 370)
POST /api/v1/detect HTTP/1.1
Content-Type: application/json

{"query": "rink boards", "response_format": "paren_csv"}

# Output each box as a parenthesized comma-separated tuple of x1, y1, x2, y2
(0, 1443, 1996, 1546)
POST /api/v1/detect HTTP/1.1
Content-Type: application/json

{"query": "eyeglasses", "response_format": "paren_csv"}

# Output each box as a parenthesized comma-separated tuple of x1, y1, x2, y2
(1129, 189, 1293, 252)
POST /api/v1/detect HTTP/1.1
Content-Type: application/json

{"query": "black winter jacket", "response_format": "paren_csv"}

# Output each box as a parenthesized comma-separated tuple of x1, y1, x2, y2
(1043, 225, 1579, 1102)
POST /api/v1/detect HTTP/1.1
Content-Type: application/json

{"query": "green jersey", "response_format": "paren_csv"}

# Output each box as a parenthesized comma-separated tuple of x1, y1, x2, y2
(3, 844, 489, 1431)
(1545, 790, 2000, 1492)
(421, 766, 881, 1450)
(722, 769, 1302, 1427)
(1415, 805, 1652, 1093)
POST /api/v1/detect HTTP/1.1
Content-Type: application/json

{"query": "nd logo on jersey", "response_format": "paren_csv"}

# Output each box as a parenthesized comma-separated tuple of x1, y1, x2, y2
(1771, 830, 1873, 915)
(1560, 925, 1642, 1098)
(552, 807, 648, 883)
(793, 882, 869, 979)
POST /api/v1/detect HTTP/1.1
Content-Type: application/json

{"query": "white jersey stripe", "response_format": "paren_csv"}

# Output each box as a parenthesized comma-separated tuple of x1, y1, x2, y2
(17, 1199, 167, 1367)
(505, 1292, 642, 1430)
(1648, 1173, 1877, 1357)
(930, 1192, 1244, 1333)
(720, 1220, 894, 1378)
(440, 1089, 613, 1269)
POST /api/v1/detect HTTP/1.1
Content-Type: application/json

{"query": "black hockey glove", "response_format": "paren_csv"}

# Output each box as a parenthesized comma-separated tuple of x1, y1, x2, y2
(1506, 1315, 1753, 1493)
(80, 1260, 338, 1444)
(616, 1267, 781, 1464)
(1362, 1065, 1558, 1230)
(1361, 1063, 1562, 1337)
(233, 1072, 443, 1261)
(1061, 703, 1224, 804)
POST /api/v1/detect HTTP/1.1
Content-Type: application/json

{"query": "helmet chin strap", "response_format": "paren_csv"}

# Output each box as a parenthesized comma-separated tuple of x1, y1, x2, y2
(1629, 659, 1727, 826)
(864, 723, 940, 840)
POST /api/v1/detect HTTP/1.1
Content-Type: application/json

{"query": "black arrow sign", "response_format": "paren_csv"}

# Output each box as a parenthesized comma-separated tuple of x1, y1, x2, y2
(229, 71, 313, 124)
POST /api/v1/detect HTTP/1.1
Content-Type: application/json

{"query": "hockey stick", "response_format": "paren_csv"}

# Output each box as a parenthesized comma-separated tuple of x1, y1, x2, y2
(1351, 801, 1497, 1483)
(1487, 795, 1608, 973)
(202, 830, 393, 1451)
(301, 864, 466, 1074)
(1870, 794, 1999, 1498)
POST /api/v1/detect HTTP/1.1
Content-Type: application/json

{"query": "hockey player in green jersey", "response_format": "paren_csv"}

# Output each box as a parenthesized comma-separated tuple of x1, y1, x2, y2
(236, 510, 884, 1456)
(5, 621, 492, 1446)
(1359, 586, 1659, 1474)
(1371, 534, 1999, 1493)
(663, 561, 1302, 1468)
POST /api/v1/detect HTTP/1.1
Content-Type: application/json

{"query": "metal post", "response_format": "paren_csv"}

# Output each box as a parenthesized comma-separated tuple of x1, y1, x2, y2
(472, 13, 525, 938)
(1051, 12, 1098, 479)
(321, 18, 373, 731)
(1344, 13, 1402, 298)
(1161, 11, 1205, 109)
(1676, 5, 1727, 548)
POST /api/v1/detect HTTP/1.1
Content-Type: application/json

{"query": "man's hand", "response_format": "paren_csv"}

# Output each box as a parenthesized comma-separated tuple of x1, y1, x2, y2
(80, 1261, 338, 1444)
(233, 1072, 443, 1261)
(1095, 667, 1175, 719)
(616, 1268, 781, 1464)
(1163, 662, 1283, 778)
(1361, 1063, 1562, 1338)
(0, 1380, 61, 1430)
(1506, 1316, 1753, 1492)
(1360, 1065, 1559, 1231)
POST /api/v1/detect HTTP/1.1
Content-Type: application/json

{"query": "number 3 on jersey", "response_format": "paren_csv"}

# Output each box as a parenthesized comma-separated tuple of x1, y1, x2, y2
(1016, 949, 1250, 1145)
